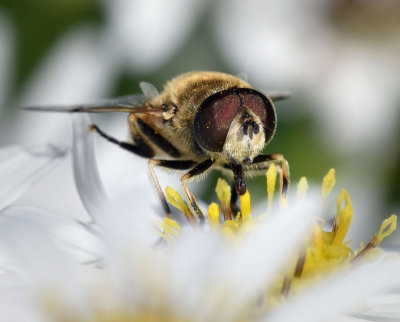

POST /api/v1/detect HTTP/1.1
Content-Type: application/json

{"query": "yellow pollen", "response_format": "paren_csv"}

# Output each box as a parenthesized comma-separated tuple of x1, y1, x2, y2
(376, 214, 397, 244)
(165, 186, 188, 214)
(297, 177, 308, 198)
(221, 220, 239, 239)
(165, 186, 196, 224)
(156, 217, 181, 242)
(353, 214, 397, 262)
(266, 164, 277, 212)
(332, 189, 353, 245)
(321, 168, 336, 199)
(208, 202, 220, 229)
(216, 178, 233, 220)
(216, 178, 231, 205)
(240, 190, 251, 220)
(313, 224, 323, 253)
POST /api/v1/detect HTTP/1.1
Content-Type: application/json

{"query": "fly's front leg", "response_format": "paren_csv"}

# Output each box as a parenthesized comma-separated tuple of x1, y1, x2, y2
(181, 159, 215, 223)
(230, 181, 240, 217)
(90, 124, 154, 158)
(251, 154, 290, 196)
(90, 124, 178, 218)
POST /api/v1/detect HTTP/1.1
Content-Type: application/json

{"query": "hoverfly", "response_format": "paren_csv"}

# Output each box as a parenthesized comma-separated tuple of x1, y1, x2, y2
(25, 71, 289, 224)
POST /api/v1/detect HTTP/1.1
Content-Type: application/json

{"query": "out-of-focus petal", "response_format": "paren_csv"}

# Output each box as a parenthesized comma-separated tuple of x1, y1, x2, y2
(267, 257, 400, 322)
(0, 211, 91, 319)
(11, 26, 117, 147)
(214, 194, 319, 320)
(360, 294, 400, 320)
(0, 11, 14, 111)
(102, 0, 210, 72)
(71, 114, 112, 223)
(71, 113, 157, 235)
(311, 49, 400, 154)
(214, 0, 400, 156)
(0, 145, 68, 211)
(213, 0, 326, 87)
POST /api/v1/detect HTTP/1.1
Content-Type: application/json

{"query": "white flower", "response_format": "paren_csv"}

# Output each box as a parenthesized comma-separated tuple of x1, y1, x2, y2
(0, 114, 399, 321)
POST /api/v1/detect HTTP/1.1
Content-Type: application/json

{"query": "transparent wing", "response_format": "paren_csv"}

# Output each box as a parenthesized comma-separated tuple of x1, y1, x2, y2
(263, 90, 292, 102)
(23, 93, 163, 115)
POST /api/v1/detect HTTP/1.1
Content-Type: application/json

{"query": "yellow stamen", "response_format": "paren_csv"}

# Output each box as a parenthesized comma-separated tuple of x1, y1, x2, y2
(216, 178, 233, 220)
(353, 215, 397, 262)
(313, 224, 323, 253)
(321, 168, 336, 199)
(297, 177, 308, 198)
(208, 202, 220, 230)
(165, 186, 188, 214)
(266, 164, 277, 212)
(165, 186, 196, 224)
(376, 214, 397, 244)
(332, 189, 353, 245)
(216, 178, 231, 206)
(156, 217, 181, 242)
(240, 190, 251, 220)
(221, 220, 239, 239)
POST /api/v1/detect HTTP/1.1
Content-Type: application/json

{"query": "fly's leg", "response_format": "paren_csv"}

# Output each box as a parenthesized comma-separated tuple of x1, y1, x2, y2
(129, 114, 182, 158)
(148, 159, 197, 222)
(151, 158, 215, 223)
(181, 159, 215, 223)
(90, 124, 154, 158)
(248, 154, 290, 196)
(90, 124, 190, 218)
(230, 181, 240, 217)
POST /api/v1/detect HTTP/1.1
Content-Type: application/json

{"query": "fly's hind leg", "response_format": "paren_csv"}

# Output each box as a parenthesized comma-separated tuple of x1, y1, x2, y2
(90, 123, 206, 222)
(180, 159, 215, 223)
(148, 159, 197, 221)
(151, 159, 214, 224)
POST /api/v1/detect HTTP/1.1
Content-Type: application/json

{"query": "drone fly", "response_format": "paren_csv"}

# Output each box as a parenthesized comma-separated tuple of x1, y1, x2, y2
(25, 71, 290, 224)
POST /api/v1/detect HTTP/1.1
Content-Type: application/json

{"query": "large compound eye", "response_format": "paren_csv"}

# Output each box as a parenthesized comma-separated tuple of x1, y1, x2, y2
(193, 90, 241, 152)
(238, 89, 277, 144)
(193, 88, 277, 152)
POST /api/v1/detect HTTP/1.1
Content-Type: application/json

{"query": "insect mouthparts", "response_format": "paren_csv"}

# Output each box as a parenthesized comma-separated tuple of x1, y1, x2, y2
(241, 109, 260, 140)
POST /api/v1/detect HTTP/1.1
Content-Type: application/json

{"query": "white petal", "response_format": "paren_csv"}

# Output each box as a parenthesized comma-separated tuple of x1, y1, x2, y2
(359, 293, 400, 319)
(170, 194, 319, 321)
(71, 114, 112, 222)
(268, 257, 400, 322)
(213, 0, 326, 87)
(0, 206, 107, 320)
(0, 145, 67, 211)
(168, 231, 228, 317)
(0, 11, 14, 109)
(311, 50, 400, 154)
(11, 26, 117, 147)
(215, 194, 319, 320)
(103, 0, 211, 71)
